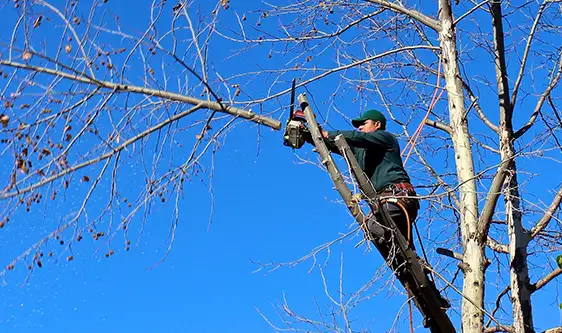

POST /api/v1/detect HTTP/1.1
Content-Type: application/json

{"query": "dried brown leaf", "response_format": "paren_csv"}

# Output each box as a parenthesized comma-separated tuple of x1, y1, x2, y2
(0, 114, 9, 128)
(22, 51, 32, 61)
(33, 15, 42, 28)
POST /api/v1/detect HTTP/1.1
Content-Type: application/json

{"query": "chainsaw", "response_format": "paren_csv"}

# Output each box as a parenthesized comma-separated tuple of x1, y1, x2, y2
(282, 79, 309, 149)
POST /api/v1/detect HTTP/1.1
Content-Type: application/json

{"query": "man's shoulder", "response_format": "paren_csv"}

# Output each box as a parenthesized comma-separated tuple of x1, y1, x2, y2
(369, 130, 397, 141)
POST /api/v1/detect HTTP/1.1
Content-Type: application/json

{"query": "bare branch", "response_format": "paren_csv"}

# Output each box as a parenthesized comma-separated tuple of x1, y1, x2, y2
(487, 237, 508, 253)
(36, 0, 96, 79)
(484, 326, 514, 333)
(514, 55, 562, 139)
(424, 118, 452, 134)
(454, 1, 488, 25)
(511, 0, 552, 108)
(462, 80, 499, 133)
(363, 0, 441, 32)
(543, 327, 562, 333)
(0, 60, 281, 129)
(246, 45, 440, 105)
(0, 104, 203, 200)
(530, 268, 562, 293)
(530, 186, 562, 238)
(215, 9, 386, 43)
(477, 159, 511, 242)
(486, 286, 510, 328)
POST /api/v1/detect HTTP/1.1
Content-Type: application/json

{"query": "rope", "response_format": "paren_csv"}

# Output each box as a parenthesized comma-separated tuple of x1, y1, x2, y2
(395, 57, 444, 288)
(408, 291, 415, 333)
(381, 199, 412, 246)
(383, 198, 436, 282)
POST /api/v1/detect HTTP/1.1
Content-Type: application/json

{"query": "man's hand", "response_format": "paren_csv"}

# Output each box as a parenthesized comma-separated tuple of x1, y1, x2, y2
(322, 130, 328, 138)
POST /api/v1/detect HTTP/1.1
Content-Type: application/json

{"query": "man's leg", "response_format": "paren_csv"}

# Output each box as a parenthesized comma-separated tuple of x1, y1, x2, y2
(382, 201, 415, 249)
(387, 200, 451, 309)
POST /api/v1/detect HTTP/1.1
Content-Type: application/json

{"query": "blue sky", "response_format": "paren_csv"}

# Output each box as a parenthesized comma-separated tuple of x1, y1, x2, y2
(1, 1, 562, 332)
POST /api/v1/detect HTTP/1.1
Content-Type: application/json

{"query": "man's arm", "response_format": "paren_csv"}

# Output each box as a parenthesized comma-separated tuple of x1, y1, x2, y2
(322, 136, 342, 155)
(326, 130, 391, 149)
(303, 129, 342, 154)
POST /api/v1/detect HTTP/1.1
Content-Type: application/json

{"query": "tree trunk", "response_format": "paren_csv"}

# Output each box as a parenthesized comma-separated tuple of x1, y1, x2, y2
(438, 1, 485, 332)
(491, 2, 534, 331)
(502, 144, 534, 333)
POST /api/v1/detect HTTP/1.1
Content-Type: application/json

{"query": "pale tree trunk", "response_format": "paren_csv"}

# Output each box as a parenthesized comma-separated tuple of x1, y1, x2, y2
(438, 1, 485, 332)
(491, 2, 534, 331)
(502, 140, 534, 333)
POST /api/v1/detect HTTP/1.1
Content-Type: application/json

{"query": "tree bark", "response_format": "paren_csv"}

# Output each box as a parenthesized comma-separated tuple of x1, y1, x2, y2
(490, 3, 534, 331)
(438, 1, 485, 332)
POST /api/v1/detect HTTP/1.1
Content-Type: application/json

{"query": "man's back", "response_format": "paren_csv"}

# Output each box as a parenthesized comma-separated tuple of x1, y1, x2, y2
(326, 129, 410, 191)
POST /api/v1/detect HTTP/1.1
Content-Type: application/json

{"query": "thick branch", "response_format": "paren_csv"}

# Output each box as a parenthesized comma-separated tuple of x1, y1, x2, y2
(487, 237, 508, 253)
(364, 0, 441, 32)
(437, 247, 471, 271)
(0, 60, 282, 130)
(530, 268, 562, 293)
(424, 118, 452, 134)
(298, 93, 368, 227)
(543, 327, 562, 333)
(477, 159, 510, 241)
(484, 326, 514, 333)
(530, 186, 562, 238)
(436, 247, 463, 261)
(491, 1, 513, 130)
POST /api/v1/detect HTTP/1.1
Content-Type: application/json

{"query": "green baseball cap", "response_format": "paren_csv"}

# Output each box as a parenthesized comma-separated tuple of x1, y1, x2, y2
(351, 109, 387, 129)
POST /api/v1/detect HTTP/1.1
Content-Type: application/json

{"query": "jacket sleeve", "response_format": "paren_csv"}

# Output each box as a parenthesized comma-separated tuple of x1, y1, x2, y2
(327, 130, 392, 150)
(303, 130, 342, 155)
(323, 137, 343, 155)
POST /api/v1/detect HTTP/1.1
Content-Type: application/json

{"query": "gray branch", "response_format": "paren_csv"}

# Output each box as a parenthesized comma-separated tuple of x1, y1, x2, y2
(530, 186, 562, 238)
(425, 118, 452, 134)
(514, 55, 562, 139)
(364, 0, 441, 32)
(477, 159, 511, 242)
(0, 60, 282, 130)
(298, 94, 368, 229)
(530, 268, 562, 293)
(542, 327, 562, 333)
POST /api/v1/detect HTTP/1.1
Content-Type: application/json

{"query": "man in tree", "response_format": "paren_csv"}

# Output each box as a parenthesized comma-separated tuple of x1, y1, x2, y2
(304, 109, 451, 311)
(306, 109, 419, 247)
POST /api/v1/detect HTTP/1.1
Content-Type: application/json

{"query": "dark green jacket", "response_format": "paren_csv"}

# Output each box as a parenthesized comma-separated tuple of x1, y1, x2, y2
(324, 130, 410, 191)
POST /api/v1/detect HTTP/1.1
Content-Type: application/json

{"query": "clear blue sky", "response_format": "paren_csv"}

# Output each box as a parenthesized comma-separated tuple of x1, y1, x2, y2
(1, 1, 561, 332)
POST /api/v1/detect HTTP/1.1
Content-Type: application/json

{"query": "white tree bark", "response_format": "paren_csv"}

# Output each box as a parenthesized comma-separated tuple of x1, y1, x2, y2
(438, 1, 485, 332)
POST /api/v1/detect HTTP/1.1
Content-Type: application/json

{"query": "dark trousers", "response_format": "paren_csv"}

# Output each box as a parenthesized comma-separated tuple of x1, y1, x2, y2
(384, 200, 418, 247)
(366, 188, 419, 248)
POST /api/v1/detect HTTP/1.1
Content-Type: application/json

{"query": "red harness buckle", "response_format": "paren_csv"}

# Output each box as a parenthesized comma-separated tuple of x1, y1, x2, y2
(393, 182, 414, 192)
